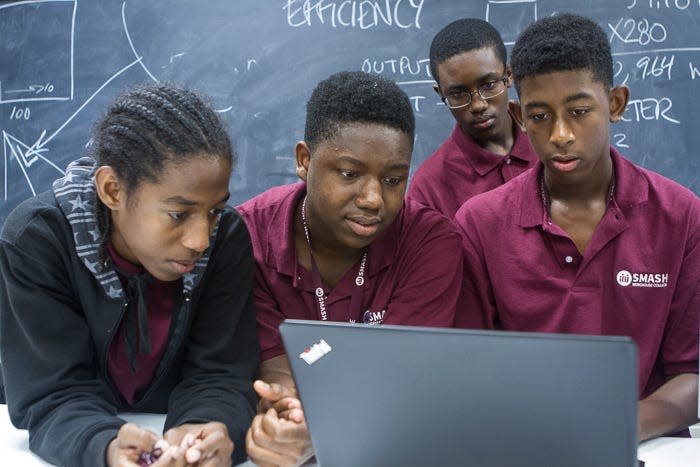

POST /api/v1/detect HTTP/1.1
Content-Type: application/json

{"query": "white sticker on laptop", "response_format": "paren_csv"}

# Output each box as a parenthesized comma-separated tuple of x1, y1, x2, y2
(300, 339, 332, 365)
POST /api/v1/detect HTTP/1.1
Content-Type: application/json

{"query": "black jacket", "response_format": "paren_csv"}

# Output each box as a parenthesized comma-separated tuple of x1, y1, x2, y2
(0, 158, 259, 466)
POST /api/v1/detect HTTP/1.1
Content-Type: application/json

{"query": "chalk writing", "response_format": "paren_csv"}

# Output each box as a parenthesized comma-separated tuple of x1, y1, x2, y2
(284, 0, 424, 29)
(636, 54, 674, 80)
(627, 0, 697, 9)
(9, 106, 30, 121)
(622, 97, 680, 123)
(690, 61, 700, 79)
(613, 133, 630, 148)
(608, 17, 667, 45)
(361, 56, 430, 77)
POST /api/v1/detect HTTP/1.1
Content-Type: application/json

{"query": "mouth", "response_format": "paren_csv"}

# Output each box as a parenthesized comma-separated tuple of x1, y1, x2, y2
(550, 155, 580, 172)
(471, 115, 495, 130)
(346, 216, 382, 238)
(169, 259, 199, 275)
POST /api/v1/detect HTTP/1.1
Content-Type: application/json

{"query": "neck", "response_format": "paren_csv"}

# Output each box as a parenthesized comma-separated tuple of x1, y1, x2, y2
(467, 113, 514, 156)
(544, 156, 614, 203)
(295, 197, 364, 266)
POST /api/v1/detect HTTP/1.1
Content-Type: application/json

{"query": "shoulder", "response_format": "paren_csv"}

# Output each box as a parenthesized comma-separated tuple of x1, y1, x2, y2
(618, 155, 700, 221)
(236, 183, 301, 227)
(1, 191, 70, 248)
(412, 127, 463, 179)
(393, 199, 461, 245)
(454, 168, 537, 234)
(462, 168, 534, 214)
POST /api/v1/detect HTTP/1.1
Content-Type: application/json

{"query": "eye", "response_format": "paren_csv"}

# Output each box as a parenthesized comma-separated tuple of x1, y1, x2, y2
(480, 80, 498, 91)
(209, 207, 223, 218)
(168, 212, 187, 221)
(447, 89, 467, 99)
(383, 176, 404, 186)
(339, 170, 358, 179)
(529, 112, 549, 122)
(571, 108, 590, 117)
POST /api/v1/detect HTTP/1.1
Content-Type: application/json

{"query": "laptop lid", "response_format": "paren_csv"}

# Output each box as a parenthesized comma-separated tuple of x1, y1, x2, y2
(280, 319, 638, 467)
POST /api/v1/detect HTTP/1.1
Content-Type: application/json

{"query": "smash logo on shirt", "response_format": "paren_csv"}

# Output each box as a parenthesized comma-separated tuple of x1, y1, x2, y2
(362, 309, 385, 325)
(616, 269, 669, 288)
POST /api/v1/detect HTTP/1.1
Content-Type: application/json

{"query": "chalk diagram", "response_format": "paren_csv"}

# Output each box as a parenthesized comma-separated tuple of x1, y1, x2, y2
(486, 0, 537, 46)
(0, 0, 238, 202)
(0, 1, 160, 201)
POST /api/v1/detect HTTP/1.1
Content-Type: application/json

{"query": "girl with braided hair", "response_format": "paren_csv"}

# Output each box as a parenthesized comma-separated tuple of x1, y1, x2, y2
(0, 83, 258, 466)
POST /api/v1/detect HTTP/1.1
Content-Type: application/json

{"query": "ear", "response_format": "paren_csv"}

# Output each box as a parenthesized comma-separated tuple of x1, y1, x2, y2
(509, 100, 525, 130)
(505, 63, 514, 88)
(94, 166, 125, 211)
(295, 141, 311, 182)
(609, 85, 630, 123)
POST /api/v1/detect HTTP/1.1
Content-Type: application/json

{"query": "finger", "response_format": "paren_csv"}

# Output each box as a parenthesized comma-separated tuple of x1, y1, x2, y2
(246, 419, 299, 467)
(254, 380, 297, 401)
(269, 396, 301, 414)
(151, 444, 187, 467)
(115, 451, 143, 467)
(185, 428, 233, 464)
(278, 407, 305, 423)
(260, 408, 310, 443)
(118, 423, 161, 451)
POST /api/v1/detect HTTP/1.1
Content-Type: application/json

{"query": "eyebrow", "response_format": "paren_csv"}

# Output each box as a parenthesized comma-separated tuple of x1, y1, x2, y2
(446, 72, 502, 91)
(524, 92, 595, 110)
(163, 192, 230, 206)
(335, 155, 410, 172)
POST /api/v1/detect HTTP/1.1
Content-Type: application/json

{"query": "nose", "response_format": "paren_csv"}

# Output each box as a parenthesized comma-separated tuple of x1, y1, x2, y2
(549, 116, 575, 148)
(181, 216, 211, 253)
(356, 178, 383, 211)
(469, 92, 489, 113)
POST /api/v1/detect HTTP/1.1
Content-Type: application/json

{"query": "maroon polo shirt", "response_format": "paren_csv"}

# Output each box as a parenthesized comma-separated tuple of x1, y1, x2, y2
(106, 242, 178, 406)
(237, 183, 462, 361)
(407, 117, 538, 219)
(455, 147, 700, 399)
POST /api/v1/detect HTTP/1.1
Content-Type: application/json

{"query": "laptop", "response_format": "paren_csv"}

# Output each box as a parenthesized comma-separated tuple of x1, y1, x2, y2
(280, 319, 639, 467)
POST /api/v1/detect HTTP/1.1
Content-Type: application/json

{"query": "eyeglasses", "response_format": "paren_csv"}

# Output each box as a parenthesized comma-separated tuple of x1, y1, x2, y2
(441, 76, 508, 109)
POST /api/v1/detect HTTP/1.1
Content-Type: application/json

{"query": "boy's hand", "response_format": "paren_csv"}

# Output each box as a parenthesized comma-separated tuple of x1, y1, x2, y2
(160, 422, 233, 467)
(106, 423, 163, 467)
(246, 380, 312, 467)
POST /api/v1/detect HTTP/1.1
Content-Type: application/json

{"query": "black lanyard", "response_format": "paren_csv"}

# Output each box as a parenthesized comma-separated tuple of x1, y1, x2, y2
(301, 196, 367, 321)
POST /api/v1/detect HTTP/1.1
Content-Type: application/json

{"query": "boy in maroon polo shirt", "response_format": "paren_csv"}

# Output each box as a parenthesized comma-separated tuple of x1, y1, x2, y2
(240, 71, 463, 465)
(406, 18, 538, 219)
(455, 13, 699, 441)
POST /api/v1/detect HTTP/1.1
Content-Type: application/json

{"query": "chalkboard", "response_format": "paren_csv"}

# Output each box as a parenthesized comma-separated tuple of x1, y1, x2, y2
(2, 0, 700, 227)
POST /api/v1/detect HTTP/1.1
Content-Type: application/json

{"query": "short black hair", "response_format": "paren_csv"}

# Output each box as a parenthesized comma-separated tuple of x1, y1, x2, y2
(511, 13, 613, 94)
(94, 83, 233, 195)
(429, 18, 507, 83)
(304, 71, 415, 151)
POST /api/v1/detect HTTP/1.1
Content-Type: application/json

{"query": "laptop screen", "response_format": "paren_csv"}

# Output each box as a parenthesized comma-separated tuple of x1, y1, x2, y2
(281, 320, 639, 467)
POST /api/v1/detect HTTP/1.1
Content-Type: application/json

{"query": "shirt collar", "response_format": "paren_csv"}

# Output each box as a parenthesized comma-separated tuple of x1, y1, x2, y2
(451, 110, 536, 177)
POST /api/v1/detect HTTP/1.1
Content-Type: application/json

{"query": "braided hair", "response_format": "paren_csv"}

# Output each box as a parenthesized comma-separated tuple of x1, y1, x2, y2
(93, 83, 233, 238)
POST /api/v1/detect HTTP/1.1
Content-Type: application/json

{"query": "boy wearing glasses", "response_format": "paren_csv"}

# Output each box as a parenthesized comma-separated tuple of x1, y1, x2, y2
(456, 14, 699, 440)
(407, 18, 538, 219)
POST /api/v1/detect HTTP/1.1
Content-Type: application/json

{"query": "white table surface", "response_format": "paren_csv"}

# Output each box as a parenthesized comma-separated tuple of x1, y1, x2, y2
(2, 404, 699, 466)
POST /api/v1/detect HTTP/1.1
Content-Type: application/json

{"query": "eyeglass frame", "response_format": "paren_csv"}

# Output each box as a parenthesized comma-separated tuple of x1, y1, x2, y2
(440, 75, 509, 110)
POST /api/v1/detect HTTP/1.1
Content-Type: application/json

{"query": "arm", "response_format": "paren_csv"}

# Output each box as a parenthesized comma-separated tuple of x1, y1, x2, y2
(163, 210, 259, 465)
(453, 204, 498, 329)
(641, 202, 700, 440)
(0, 225, 124, 467)
(638, 373, 699, 441)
